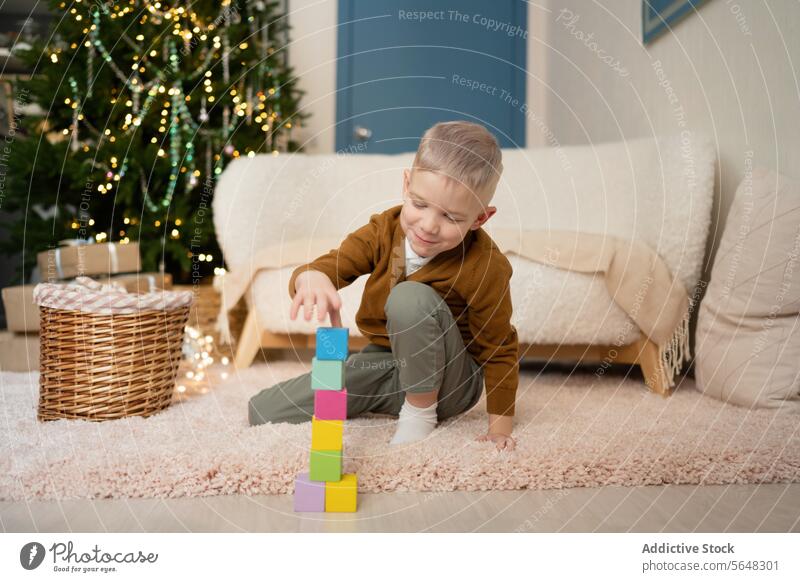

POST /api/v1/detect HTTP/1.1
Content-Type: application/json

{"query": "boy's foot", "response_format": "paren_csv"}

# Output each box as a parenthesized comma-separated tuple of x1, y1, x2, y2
(389, 400, 438, 445)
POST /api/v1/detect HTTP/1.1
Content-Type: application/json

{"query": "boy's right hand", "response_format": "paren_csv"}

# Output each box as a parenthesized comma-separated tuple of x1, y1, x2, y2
(290, 270, 343, 327)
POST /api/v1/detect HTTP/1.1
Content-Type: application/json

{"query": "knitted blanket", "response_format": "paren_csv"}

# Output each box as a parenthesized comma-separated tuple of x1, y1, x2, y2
(217, 229, 693, 391)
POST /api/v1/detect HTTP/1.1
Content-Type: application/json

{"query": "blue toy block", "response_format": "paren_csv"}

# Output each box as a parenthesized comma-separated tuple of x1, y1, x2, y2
(316, 327, 349, 361)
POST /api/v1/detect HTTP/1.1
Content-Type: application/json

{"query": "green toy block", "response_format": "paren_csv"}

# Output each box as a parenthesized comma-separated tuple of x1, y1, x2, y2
(309, 449, 342, 482)
(311, 357, 346, 391)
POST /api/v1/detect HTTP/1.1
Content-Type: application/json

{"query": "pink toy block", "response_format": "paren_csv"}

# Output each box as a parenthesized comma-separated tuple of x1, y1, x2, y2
(294, 472, 325, 512)
(314, 388, 347, 420)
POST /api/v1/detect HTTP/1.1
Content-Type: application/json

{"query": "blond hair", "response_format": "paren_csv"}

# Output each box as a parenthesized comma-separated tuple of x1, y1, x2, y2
(412, 121, 503, 202)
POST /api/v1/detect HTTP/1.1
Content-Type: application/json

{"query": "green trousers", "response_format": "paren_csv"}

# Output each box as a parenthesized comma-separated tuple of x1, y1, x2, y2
(248, 281, 485, 425)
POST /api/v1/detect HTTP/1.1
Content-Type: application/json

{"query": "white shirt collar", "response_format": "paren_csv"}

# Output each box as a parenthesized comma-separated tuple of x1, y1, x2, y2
(405, 236, 435, 273)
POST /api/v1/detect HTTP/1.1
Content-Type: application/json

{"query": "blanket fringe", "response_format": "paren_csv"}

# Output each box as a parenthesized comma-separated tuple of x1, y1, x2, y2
(656, 302, 693, 391)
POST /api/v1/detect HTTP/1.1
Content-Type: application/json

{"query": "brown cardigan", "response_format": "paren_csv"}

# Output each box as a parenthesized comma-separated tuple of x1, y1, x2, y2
(288, 205, 519, 416)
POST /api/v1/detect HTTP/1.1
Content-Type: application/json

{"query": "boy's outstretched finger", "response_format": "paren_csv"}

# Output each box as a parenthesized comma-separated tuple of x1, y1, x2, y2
(303, 293, 314, 320)
(330, 309, 342, 328)
(289, 292, 302, 320)
(316, 296, 328, 321)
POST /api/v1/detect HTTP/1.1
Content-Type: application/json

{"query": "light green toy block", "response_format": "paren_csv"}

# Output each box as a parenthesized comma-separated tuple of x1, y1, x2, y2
(311, 357, 346, 391)
(309, 449, 342, 482)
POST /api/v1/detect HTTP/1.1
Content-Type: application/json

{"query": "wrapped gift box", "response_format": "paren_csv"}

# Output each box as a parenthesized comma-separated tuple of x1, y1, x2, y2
(0, 333, 40, 372)
(1, 285, 39, 333)
(37, 242, 141, 281)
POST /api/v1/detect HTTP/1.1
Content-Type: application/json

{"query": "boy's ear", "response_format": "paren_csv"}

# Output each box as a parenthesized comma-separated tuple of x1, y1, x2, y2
(470, 206, 497, 230)
(402, 169, 411, 194)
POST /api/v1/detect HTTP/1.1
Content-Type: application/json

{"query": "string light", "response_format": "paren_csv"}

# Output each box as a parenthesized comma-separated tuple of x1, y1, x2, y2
(179, 326, 233, 396)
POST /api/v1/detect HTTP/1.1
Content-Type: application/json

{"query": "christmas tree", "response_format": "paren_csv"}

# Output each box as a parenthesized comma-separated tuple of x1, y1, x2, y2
(3, 0, 307, 281)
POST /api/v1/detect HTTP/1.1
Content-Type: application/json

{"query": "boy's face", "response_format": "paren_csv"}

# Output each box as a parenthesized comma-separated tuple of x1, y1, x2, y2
(401, 168, 497, 258)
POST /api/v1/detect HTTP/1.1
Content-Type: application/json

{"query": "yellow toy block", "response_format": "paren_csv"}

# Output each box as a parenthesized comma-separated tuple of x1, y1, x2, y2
(325, 473, 358, 512)
(311, 416, 343, 451)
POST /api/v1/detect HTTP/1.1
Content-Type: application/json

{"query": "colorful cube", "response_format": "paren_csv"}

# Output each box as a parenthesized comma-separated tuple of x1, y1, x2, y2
(316, 327, 349, 361)
(311, 416, 343, 450)
(314, 388, 348, 420)
(295, 326, 358, 513)
(309, 449, 341, 482)
(325, 474, 358, 512)
(294, 472, 325, 512)
(311, 357, 346, 390)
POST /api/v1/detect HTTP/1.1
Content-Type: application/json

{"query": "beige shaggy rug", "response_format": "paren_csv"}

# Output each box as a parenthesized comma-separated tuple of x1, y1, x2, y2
(1, 361, 799, 501)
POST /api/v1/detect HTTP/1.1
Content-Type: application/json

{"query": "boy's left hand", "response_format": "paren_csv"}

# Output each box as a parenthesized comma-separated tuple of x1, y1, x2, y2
(476, 432, 516, 451)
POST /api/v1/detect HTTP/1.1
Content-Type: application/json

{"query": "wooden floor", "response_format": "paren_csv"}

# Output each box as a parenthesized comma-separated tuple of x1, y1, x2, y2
(3, 484, 798, 532)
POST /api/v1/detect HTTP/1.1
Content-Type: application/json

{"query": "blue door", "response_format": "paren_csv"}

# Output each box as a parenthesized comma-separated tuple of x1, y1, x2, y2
(336, 1, 527, 153)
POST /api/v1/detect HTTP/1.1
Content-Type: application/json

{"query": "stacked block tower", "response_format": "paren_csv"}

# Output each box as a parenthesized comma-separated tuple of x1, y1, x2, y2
(294, 327, 358, 512)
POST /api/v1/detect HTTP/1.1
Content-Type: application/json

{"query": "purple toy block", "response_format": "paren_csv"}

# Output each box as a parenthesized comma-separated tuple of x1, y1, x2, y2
(294, 472, 325, 512)
(314, 388, 348, 420)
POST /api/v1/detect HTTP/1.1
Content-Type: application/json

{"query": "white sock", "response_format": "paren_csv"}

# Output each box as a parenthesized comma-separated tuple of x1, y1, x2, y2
(389, 399, 438, 445)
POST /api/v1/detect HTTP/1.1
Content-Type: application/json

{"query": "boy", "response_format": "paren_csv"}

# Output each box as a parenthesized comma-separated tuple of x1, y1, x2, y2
(248, 121, 518, 451)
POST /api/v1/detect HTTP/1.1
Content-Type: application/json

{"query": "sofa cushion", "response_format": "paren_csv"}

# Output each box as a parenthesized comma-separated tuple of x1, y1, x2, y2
(250, 255, 642, 346)
(695, 167, 800, 411)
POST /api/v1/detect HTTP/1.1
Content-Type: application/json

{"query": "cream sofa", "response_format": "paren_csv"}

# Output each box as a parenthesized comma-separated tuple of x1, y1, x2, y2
(213, 134, 715, 395)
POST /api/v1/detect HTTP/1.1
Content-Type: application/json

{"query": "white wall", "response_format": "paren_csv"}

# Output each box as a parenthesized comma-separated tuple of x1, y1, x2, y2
(533, 0, 800, 279)
(285, 0, 338, 153)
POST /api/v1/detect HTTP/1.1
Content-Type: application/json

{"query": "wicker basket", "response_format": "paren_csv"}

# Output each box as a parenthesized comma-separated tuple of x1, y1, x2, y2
(37, 305, 190, 421)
